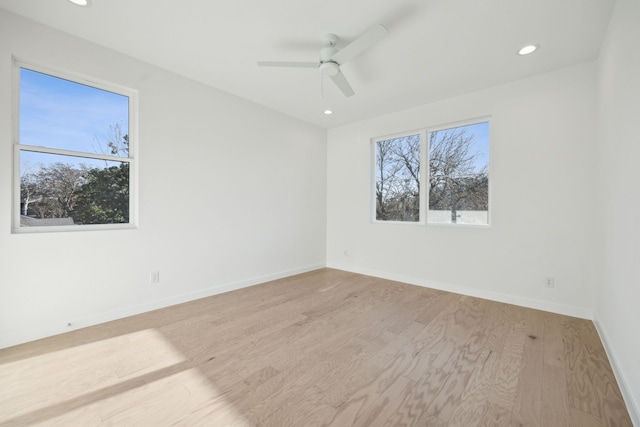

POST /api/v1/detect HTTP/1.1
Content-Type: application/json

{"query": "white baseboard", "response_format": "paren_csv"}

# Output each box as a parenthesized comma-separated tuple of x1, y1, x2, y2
(329, 264, 593, 319)
(593, 316, 640, 427)
(0, 263, 325, 349)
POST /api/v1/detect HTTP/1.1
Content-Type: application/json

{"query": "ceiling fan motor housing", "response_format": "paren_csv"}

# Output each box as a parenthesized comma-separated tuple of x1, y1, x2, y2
(320, 60, 339, 76)
(319, 34, 340, 77)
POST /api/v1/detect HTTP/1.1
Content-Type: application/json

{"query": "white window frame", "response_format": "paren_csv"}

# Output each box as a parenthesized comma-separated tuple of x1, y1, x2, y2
(426, 118, 491, 228)
(371, 117, 491, 228)
(370, 129, 427, 224)
(12, 58, 139, 233)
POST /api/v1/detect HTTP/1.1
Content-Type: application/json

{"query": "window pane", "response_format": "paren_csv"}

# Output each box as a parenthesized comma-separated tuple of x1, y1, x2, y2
(428, 122, 489, 225)
(375, 134, 420, 222)
(19, 68, 129, 156)
(20, 151, 130, 227)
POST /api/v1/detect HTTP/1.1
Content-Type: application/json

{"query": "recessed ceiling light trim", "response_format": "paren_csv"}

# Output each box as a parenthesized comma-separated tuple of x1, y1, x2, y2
(518, 44, 538, 55)
(69, 0, 92, 6)
(323, 109, 333, 115)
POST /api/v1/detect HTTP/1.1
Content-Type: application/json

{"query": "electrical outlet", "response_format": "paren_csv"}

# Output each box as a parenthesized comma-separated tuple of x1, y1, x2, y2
(150, 271, 160, 284)
(545, 277, 555, 288)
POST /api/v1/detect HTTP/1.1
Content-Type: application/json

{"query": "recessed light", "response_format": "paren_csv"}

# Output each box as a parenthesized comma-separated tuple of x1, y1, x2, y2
(323, 109, 333, 115)
(518, 44, 538, 55)
(69, 0, 91, 6)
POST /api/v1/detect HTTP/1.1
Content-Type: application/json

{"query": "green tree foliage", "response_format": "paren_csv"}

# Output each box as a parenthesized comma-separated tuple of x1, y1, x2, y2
(73, 163, 129, 225)
(73, 126, 130, 224)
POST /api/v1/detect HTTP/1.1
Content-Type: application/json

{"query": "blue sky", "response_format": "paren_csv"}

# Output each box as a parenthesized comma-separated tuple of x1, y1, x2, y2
(19, 68, 129, 169)
(429, 121, 489, 173)
(461, 121, 489, 172)
(376, 121, 489, 181)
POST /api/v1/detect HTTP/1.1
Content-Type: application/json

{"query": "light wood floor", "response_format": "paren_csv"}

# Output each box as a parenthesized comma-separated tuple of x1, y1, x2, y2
(0, 269, 632, 426)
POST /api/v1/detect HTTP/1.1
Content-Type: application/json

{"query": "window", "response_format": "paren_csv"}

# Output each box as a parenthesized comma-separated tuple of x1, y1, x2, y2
(372, 120, 489, 226)
(13, 60, 137, 232)
(373, 132, 425, 222)
(428, 121, 489, 225)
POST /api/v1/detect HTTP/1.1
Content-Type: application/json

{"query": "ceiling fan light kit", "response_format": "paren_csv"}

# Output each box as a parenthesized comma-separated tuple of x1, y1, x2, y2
(258, 24, 388, 98)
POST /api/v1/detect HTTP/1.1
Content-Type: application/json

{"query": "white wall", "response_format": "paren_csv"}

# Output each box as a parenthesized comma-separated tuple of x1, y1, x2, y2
(596, 0, 640, 422)
(327, 62, 599, 318)
(0, 10, 327, 348)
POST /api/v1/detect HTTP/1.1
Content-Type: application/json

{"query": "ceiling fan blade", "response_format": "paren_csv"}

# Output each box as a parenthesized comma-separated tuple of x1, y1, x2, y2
(257, 61, 318, 68)
(331, 24, 388, 65)
(330, 70, 355, 97)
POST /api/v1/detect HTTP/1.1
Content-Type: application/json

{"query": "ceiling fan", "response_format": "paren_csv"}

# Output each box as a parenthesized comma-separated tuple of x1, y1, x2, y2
(257, 24, 388, 98)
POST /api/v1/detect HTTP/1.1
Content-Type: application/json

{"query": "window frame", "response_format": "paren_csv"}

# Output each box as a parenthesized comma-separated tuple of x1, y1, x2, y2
(426, 118, 491, 228)
(12, 58, 139, 233)
(370, 129, 427, 225)
(371, 117, 491, 228)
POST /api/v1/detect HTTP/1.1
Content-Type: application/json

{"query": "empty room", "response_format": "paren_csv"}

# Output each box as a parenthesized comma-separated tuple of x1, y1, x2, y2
(0, 0, 638, 426)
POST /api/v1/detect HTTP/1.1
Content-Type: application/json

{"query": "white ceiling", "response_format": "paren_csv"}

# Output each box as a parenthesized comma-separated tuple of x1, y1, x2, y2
(0, 0, 615, 128)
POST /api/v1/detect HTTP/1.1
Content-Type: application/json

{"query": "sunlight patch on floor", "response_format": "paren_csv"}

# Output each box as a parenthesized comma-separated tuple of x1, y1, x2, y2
(0, 328, 250, 426)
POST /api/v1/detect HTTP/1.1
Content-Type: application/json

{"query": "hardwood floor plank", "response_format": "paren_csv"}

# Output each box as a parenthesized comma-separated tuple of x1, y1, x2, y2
(220, 350, 335, 424)
(423, 335, 490, 421)
(320, 336, 411, 409)
(541, 364, 572, 427)
(447, 349, 500, 426)
(403, 295, 483, 383)
(570, 406, 602, 427)
(351, 375, 416, 427)
(564, 319, 604, 419)
(585, 345, 633, 427)
(99, 368, 216, 426)
(413, 291, 457, 326)
(523, 309, 546, 351)
(325, 345, 421, 425)
(543, 312, 566, 368)
(511, 346, 543, 426)
(487, 322, 526, 412)
(480, 402, 512, 427)
(483, 302, 515, 355)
